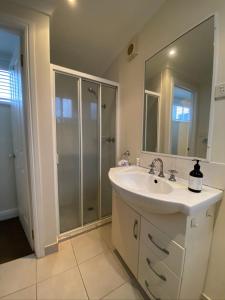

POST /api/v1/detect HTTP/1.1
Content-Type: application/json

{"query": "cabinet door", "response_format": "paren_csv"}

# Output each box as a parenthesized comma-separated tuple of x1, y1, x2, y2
(112, 192, 140, 277)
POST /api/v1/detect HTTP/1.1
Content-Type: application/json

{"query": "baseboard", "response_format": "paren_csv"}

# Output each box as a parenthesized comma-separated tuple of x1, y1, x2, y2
(45, 242, 59, 256)
(0, 208, 18, 221)
(201, 293, 212, 300)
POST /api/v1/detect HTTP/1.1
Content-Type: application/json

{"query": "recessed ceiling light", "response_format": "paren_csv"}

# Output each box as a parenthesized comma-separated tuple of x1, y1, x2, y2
(168, 48, 177, 57)
(67, 0, 76, 7)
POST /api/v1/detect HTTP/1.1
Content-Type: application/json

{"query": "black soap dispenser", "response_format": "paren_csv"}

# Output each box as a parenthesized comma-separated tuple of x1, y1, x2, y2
(188, 159, 203, 193)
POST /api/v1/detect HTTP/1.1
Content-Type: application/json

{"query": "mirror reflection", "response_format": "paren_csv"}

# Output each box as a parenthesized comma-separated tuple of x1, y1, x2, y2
(143, 16, 214, 159)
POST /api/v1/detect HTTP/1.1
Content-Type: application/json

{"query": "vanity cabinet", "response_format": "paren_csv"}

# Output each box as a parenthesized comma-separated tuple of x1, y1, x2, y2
(112, 191, 140, 277)
(112, 191, 215, 300)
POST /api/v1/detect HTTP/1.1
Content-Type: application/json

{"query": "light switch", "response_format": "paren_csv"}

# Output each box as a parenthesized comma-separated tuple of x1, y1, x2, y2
(215, 83, 225, 100)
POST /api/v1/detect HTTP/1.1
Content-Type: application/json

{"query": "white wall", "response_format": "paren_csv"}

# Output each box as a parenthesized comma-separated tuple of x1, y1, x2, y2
(105, 0, 225, 298)
(0, 1, 57, 248)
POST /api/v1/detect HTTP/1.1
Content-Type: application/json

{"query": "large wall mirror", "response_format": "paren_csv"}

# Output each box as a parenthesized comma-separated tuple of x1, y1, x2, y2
(143, 16, 214, 159)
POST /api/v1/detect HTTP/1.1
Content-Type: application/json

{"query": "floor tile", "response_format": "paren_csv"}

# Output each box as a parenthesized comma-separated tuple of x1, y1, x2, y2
(79, 251, 129, 299)
(37, 267, 88, 300)
(97, 223, 114, 250)
(0, 255, 36, 298)
(103, 282, 144, 300)
(1, 285, 36, 300)
(71, 228, 108, 264)
(37, 240, 76, 282)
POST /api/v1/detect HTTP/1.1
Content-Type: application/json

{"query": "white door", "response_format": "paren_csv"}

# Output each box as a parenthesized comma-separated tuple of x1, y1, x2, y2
(10, 45, 33, 248)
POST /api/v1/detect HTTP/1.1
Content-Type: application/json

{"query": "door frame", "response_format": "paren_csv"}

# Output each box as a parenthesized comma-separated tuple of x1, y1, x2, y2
(0, 13, 45, 257)
(50, 64, 119, 238)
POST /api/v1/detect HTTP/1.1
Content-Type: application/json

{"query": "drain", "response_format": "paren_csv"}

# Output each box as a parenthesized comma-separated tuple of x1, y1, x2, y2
(154, 179, 158, 184)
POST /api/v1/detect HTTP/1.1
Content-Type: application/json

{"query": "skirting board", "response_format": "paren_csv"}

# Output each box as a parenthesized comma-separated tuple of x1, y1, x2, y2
(0, 208, 18, 221)
(201, 293, 212, 300)
(45, 242, 59, 256)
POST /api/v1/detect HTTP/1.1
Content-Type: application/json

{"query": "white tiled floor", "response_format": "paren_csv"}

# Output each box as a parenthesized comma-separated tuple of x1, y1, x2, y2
(0, 223, 144, 300)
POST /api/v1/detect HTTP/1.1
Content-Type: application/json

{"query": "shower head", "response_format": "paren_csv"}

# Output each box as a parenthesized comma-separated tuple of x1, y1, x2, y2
(88, 87, 97, 96)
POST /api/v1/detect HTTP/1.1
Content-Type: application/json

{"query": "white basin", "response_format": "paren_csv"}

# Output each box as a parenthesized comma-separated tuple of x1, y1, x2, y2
(108, 166, 223, 215)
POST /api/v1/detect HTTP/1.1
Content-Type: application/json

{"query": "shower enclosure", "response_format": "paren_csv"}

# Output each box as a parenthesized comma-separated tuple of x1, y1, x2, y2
(52, 65, 118, 236)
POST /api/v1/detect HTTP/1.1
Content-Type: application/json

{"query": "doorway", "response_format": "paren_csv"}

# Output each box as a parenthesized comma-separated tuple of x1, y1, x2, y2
(171, 85, 195, 156)
(0, 26, 33, 263)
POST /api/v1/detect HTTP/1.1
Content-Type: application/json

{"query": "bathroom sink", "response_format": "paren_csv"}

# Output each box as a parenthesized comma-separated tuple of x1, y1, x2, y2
(108, 166, 223, 215)
(116, 172, 173, 195)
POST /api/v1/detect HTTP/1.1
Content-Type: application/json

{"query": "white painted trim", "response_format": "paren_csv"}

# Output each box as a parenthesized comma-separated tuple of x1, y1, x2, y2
(99, 84, 102, 219)
(78, 78, 84, 227)
(207, 13, 219, 162)
(52, 64, 119, 87)
(115, 86, 120, 162)
(0, 13, 45, 257)
(201, 293, 212, 300)
(59, 217, 111, 242)
(44, 242, 59, 256)
(0, 208, 18, 221)
(50, 65, 60, 237)
(145, 89, 161, 97)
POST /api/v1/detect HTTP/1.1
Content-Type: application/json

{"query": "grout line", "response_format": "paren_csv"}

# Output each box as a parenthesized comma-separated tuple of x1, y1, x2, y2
(36, 265, 76, 285)
(36, 257, 38, 300)
(99, 281, 128, 300)
(0, 284, 36, 299)
(36, 239, 78, 284)
(76, 248, 111, 267)
(71, 240, 90, 300)
(69, 230, 112, 267)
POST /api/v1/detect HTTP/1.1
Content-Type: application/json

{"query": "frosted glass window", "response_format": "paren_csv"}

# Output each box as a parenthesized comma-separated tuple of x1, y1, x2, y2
(56, 97, 74, 119)
(172, 86, 193, 122)
(172, 105, 191, 122)
(63, 98, 72, 118)
(90, 102, 97, 120)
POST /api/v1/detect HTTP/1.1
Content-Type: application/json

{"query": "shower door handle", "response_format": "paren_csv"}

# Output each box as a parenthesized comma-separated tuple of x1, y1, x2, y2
(105, 137, 112, 143)
(102, 137, 115, 143)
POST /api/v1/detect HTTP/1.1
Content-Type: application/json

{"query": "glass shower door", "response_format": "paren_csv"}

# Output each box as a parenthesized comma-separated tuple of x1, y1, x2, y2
(82, 80, 100, 224)
(55, 73, 81, 233)
(101, 85, 117, 217)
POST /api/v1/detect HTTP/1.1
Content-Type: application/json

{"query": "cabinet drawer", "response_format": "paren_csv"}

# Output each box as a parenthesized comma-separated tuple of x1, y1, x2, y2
(138, 242, 180, 300)
(141, 217, 185, 277)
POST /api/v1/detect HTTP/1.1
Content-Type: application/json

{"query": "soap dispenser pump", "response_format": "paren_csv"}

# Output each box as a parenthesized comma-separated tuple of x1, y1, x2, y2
(188, 159, 203, 193)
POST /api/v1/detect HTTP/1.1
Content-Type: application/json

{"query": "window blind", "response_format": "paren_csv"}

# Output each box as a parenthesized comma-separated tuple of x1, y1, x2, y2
(0, 69, 11, 103)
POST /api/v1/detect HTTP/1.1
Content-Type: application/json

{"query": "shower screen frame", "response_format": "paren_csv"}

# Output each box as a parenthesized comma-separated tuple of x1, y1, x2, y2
(51, 64, 119, 238)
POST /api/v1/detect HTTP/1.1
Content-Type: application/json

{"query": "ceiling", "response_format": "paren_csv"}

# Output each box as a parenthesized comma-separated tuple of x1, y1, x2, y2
(50, 0, 166, 76)
(10, 0, 58, 15)
(9, 0, 166, 76)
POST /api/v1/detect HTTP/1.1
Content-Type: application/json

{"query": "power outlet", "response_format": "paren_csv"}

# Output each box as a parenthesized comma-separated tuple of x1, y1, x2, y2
(215, 83, 225, 100)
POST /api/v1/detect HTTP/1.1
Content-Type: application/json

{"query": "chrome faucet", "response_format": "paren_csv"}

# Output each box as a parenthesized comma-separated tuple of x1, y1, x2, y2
(149, 158, 165, 178)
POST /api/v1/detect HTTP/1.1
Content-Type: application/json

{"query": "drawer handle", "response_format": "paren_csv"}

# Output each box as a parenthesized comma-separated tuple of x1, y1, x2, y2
(148, 234, 169, 255)
(145, 280, 161, 300)
(133, 220, 138, 240)
(146, 258, 167, 282)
